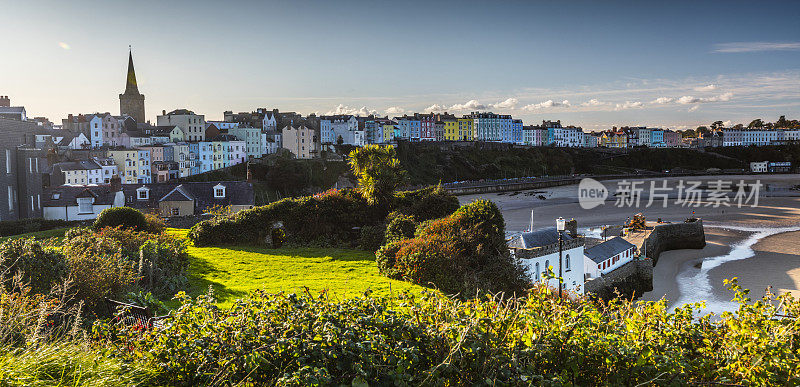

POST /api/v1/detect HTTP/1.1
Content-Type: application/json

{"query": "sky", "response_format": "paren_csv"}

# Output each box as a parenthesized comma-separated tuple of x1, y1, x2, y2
(2, 0, 800, 131)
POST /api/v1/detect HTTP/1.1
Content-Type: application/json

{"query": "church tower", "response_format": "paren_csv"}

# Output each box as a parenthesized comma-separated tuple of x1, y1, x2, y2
(119, 49, 146, 123)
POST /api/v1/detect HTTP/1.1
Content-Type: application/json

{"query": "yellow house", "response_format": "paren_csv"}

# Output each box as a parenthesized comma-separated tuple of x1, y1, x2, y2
(457, 117, 474, 141)
(383, 122, 397, 143)
(442, 118, 459, 141)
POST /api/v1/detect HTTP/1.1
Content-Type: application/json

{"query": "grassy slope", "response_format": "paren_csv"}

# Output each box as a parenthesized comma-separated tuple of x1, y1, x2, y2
(169, 229, 423, 307)
(0, 228, 69, 243)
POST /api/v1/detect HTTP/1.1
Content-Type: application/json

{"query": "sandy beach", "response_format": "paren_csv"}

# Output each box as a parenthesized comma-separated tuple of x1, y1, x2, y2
(460, 174, 800, 311)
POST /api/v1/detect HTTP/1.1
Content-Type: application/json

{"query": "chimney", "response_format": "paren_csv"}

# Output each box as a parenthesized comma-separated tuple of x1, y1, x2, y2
(110, 174, 122, 192)
(0, 96, 9, 107)
(162, 110, 166, 116)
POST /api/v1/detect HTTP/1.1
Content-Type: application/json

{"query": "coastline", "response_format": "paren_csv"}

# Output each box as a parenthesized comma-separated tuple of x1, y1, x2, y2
(463, 174, 800, 311)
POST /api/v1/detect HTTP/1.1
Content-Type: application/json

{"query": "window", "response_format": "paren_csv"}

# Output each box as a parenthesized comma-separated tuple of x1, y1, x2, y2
(137, 188, 149, 200)
(565, 254, 571, 271)
(214, 184, 226, 198)
(77, 197, 93, 213)
(545, 260, 550, 271)
(535, 262, 540, 281)
(5, 150, 10, 174)
(171, 208, 179, 216)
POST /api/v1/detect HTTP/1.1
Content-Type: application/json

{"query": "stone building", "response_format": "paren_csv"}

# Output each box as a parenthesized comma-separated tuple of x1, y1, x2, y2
(0, 118, 47, 220)
(119, 50, 146, 124)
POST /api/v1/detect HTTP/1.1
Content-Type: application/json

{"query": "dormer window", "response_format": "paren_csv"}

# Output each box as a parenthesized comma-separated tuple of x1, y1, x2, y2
(52, 192, 61, 200)
(137, 186, 149, 200)
(213, 184, 226, 198)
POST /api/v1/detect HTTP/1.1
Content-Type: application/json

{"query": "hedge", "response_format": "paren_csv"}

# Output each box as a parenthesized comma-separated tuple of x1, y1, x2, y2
(96, 283, 800, 386)
(93, 207, 148, 232)
(0, 219, 79, 238)
(188, 186, 459, 247)
(377, 199, 529, 296)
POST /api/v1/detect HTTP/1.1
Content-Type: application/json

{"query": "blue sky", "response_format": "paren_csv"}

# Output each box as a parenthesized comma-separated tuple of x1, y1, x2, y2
(2, 0, 799, 130)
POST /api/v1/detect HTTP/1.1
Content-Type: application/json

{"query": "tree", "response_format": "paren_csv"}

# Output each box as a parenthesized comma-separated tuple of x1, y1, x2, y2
(710, 120, 724, 130)
(348, 145, 407, 206)
(336, 135, 344, 146)
(747, 119, 763, 129)
(775, 115, 788, 128)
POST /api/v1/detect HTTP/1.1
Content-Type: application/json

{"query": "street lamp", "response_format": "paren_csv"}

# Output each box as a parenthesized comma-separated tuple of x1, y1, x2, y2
(556, 217, 566, 299)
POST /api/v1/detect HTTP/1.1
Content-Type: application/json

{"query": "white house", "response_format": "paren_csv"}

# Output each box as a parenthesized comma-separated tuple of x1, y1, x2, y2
(509, 227, 586, 294)
(42, 177, 125, 221)
(583, 237, 637, 279)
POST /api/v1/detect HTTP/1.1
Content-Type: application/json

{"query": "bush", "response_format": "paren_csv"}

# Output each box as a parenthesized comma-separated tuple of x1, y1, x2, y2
(358, 225, 385, 251)
(384, 212, 416, 243)
(61, 228, 188, 311)
(378, 200, 529, 296)
(188, 186, 459, 247)
(0, 238, 66, 294)
(93, 207, 148, 232)
(97, 284, 800, 386)
(392, 185, 460, 222)
(143, 213, 166, 234)
(0, 219, 79, 238)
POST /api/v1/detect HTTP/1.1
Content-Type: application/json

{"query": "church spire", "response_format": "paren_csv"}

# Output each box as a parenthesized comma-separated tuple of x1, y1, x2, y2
(124, 47, 139, 94)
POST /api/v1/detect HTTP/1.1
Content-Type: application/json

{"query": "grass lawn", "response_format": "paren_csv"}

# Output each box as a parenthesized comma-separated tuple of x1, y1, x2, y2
(0, 227, 69, 243)
(168, 229, 425, 306)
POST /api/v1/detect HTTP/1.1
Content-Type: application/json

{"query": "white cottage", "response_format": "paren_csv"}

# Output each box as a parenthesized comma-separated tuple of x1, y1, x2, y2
(583, 237, 637, 279)
(509, 227, 586, 294)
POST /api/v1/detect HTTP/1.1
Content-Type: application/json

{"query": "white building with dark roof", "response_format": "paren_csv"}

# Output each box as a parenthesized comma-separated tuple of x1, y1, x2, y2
(583, 237, 637, 279)
(509, 226, 586, 294)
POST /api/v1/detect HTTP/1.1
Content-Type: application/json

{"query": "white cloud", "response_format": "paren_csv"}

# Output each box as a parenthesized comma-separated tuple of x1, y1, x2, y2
(325, 104, 377, 116)
(714, 42, 800, 53)
(521, 99, 571, 111)
(489, 98, 519, 110)
(385, 106, 404, 115)
(688, 105, 700, 112)
(722, 120, 732, 126)
(650, 97, 674, 104)
(694, 84, 717, 92)
(580, 99, 607, 107)
(424, 104, 447, 113)
(448, 99, 487, 111)
(614, 101, 643, 110)
(677, 92, 733, 104)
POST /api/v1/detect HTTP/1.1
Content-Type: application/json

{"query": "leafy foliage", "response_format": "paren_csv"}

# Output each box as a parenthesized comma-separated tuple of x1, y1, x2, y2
(0, 238, 66, 294)
(188, 187, 458, 247)
(377, 200, 529, 296)
(348, 145, 407, 206)
(93, 207, 148, 232)
(0, 218, 79, 238)
(96, 281, 800, 386)
(384, 212, 416, 243)
(60, 227, 188, 312)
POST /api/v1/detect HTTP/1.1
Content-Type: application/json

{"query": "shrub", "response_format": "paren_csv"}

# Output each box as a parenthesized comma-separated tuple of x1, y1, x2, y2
(358, 225, 385, 251)
(393, 185, 460, 222)
(0, 238, 66, 294)
(0, 219, 79, 238)
(384, 212, 416, 243)
(93, 207, 147, 232)
(379, 200, 529, 296)
(189, 186, 459, 247)
(97, 284, 800, 386)
(62, 239, 137, 313)
(143, 213, 166, 234)
(62, 227, 188, 309)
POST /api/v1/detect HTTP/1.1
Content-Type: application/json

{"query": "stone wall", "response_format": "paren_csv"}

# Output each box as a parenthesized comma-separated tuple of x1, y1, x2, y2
(584, 259, 654, 301)
(642, 219, 706, 266)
